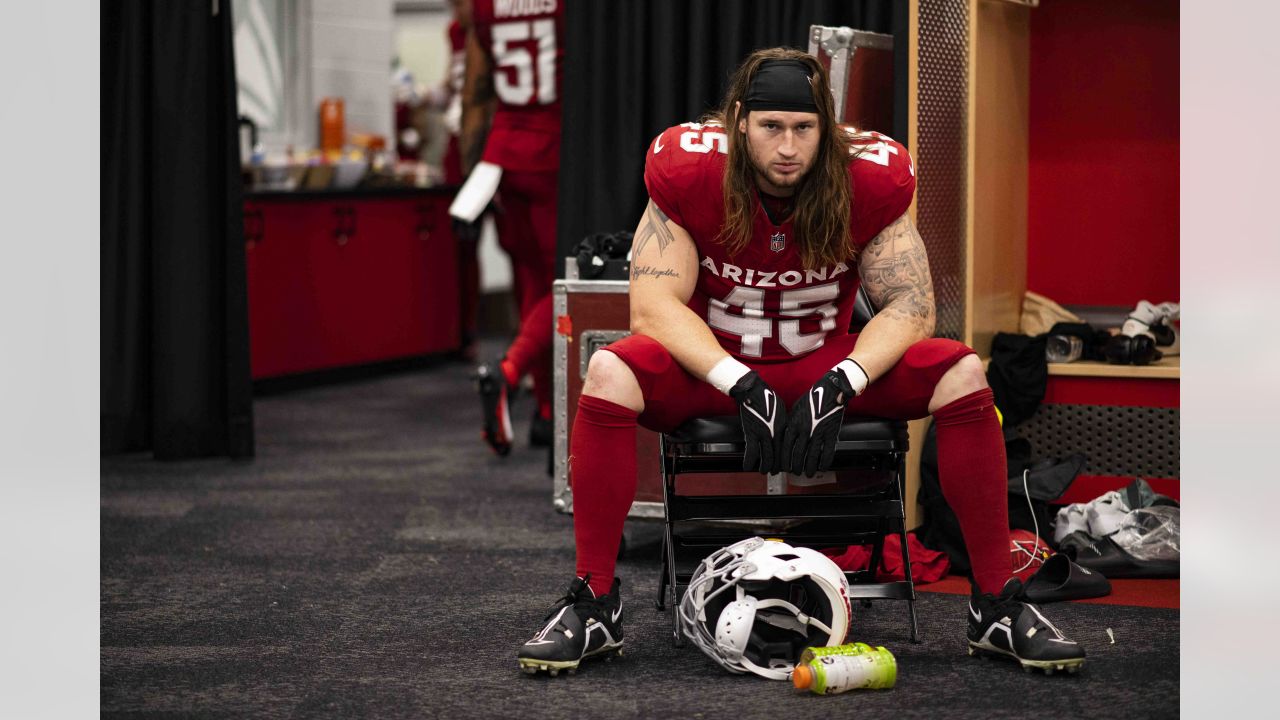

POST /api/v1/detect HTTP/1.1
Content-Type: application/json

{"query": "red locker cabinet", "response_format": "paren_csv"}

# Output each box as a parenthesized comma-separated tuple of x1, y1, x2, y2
(243, 189, 461, 380)
(1029, 365, 1180, 504)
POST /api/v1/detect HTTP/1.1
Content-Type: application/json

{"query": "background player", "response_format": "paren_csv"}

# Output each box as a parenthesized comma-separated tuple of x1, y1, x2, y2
(460, 0, 563, 456)
(423, 0, 482, 358)
(516, 47, 1086, 677)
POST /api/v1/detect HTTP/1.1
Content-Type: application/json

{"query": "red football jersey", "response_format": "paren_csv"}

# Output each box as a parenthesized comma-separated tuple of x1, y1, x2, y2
(471, 0, 563, 172)
(644, 121, 916, 362)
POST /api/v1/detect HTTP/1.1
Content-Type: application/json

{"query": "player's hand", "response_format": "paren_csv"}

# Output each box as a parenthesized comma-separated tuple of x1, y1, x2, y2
(782, 368, 857, 477)
(452, 216, 482, 243)
(452, 202, 498, 244)
(728, 371, 787, 474)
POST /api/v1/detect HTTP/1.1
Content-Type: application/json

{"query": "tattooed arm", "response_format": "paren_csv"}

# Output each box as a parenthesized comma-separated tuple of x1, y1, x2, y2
(628, 200, 735, 379)
(849, 211, 938, 381)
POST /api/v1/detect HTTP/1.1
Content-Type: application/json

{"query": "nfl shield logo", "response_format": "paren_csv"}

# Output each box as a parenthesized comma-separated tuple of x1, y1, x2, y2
(770, 232, 786, 252)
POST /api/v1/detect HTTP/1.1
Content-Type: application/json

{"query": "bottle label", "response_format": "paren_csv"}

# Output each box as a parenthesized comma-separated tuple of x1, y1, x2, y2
(811, 652, 897, 694)
(799, 642, 882, 666)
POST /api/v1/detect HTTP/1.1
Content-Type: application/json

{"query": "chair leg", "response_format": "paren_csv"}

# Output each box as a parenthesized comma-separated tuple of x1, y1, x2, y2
(665, 530, 683, 647)
(899, 527, 920, 643)
(655, 531, 669, 611)
(658, 433, 684, 648)
(666, 524, 683, 648)
(894, 451, 921, 643)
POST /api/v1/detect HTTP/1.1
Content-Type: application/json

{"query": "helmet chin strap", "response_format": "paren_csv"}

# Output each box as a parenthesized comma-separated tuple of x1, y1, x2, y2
(752, 598, 834, 636)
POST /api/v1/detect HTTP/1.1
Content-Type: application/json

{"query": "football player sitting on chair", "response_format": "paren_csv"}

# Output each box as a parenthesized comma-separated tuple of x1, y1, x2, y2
(517, 47, 1085, 677)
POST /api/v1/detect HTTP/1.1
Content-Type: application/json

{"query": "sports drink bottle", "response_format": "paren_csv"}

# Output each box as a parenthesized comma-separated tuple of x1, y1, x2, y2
(799, 642, 878, 665)
(791, 648, 897, 694)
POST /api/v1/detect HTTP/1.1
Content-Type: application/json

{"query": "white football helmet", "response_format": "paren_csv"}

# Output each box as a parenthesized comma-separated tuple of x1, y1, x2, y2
(677, 537, 852, 680)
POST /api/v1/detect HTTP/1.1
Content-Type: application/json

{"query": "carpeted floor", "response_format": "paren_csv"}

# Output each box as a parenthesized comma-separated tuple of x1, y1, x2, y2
(101, 357, 1179, 718)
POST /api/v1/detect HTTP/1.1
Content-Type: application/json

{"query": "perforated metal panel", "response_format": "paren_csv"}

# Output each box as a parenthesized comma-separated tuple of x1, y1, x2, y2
(916, 0, 968, 341)
(1014, 404, 1180, 479)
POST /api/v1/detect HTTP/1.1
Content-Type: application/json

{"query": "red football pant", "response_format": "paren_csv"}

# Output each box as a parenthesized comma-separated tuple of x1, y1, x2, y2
(571, 333, 1011, 597)
(495, 168, 557, 420)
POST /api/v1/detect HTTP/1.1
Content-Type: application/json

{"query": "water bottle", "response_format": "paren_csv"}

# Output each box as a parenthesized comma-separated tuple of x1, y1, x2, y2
(1046, 334, 1084, 364)
(792, 648, 897, 694)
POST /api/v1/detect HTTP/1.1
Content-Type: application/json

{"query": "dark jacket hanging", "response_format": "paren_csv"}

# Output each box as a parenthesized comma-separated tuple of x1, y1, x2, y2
(102, 0, 254, 460)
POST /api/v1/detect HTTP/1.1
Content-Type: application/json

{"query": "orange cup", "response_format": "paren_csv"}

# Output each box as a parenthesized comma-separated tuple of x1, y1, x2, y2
(320, 97, 345, 155)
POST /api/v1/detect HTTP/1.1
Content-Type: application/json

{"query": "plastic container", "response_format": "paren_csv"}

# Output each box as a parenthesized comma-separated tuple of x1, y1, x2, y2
(799, 642, 878, 666)
(331, 156, 369, 189)
(302, 162, 335, 190)
(255, 153, 304, 191)
(1046, 334, 1084, 363)
(792, 649, 897, 695)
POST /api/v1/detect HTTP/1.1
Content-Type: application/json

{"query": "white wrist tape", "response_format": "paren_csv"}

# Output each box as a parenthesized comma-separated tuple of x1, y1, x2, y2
(705, 357, 753, 395)
(834, 359, 870, 396)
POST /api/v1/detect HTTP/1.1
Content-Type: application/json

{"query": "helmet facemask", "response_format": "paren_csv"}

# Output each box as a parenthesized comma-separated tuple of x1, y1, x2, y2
(678, 538, 852, 680)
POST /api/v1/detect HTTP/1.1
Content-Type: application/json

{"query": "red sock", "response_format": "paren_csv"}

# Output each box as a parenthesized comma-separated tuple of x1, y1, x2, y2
(500, 358, 519, 388)
(932, 387, 1010, 595)
(501, 348, 551, 421)
(571, 394, 638, 597)
(504, 293, 553, 384)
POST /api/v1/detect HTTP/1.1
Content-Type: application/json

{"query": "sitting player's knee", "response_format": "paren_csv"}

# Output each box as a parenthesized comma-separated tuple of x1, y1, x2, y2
(928, 353, 988, 412)
(948, 354, 988, 392)
(583, 350, 643, 408)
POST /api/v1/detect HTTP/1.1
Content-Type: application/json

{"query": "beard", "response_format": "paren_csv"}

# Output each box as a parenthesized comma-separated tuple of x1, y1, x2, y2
(758, 165, 802, 189)
(751, 160, 805, 196)
(746, 143, 809, 194)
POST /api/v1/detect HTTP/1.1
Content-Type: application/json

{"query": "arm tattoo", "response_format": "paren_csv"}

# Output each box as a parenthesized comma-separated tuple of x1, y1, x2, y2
(632, 202, 677, 259)
(858, 215, 937, 335)
(631, 264, 681, 280)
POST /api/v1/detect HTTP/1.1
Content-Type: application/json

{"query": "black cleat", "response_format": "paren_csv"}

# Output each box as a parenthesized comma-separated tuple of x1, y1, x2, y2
(475, 362, 513, 456)
(518, 576, 623, 676)
(967, 578, 1086, 675)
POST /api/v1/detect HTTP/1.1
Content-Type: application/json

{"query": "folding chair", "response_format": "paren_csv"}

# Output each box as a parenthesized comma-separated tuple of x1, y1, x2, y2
(653, 289, 920, 645)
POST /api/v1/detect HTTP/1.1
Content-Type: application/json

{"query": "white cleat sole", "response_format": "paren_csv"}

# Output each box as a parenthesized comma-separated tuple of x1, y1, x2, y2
(517, 646, 623, 677)
(968, 642, 1085, 675)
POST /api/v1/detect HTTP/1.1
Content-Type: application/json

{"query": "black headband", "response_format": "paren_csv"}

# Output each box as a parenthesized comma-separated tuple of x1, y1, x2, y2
(742, 59, 819, 113)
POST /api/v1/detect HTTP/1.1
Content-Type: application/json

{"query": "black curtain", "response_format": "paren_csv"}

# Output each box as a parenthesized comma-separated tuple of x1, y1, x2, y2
(557, 0, 895, 266)
(102, 1, 254, 460)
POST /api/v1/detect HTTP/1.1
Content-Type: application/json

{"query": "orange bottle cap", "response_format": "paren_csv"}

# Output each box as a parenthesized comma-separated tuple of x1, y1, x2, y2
(792, 664, 813, 690)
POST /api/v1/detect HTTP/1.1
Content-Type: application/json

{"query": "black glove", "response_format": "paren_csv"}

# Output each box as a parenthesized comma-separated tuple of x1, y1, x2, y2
(782, 368, 856, 477)
(727, 371, 787, 474)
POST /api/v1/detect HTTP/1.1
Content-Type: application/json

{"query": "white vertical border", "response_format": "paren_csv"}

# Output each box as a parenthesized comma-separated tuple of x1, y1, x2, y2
(0, 2, 100, 717)
(1181, 2, 1279, 716)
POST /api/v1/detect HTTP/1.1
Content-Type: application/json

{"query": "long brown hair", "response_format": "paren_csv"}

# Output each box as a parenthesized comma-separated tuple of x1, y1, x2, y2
(710, 48, 855, 270)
